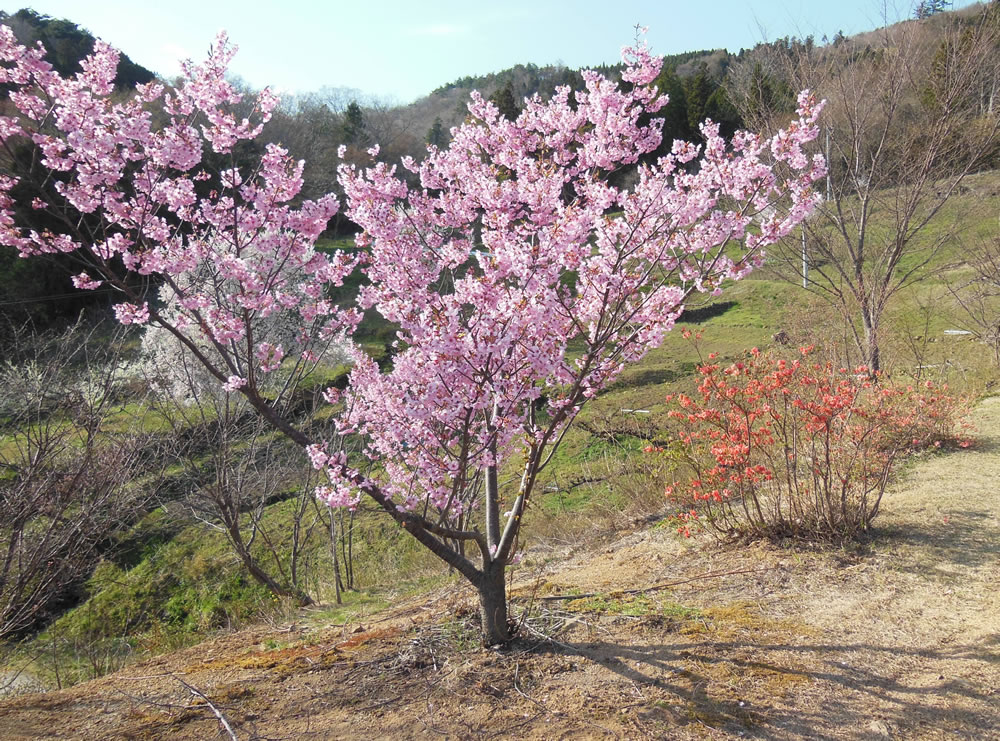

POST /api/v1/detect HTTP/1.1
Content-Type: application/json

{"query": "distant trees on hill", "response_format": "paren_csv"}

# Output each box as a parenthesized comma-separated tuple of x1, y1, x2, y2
(1, 3, 994, 336)
(426, 117, 446, 147)
(0, 9, 153, 88)
(915, 1, 953, 20)
(340, 101, 367, 146)
(728, 2, 1000, 373)
(488, 81, 520, 120)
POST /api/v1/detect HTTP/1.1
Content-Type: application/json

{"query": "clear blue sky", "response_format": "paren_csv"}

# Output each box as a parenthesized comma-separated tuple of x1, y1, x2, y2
(0, 1, 985, 102)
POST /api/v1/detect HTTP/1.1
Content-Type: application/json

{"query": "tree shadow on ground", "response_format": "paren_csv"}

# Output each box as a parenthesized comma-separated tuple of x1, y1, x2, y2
(529, 631, 1000, 739)
(873, 507, 1000, 573)
(870, 431, 1000, 574)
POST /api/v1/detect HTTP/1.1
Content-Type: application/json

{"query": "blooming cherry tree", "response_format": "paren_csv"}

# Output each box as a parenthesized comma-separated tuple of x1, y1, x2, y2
(0, 27, 825, 644)
(332, 44, 824, 642)
(0, 28, 358, 434)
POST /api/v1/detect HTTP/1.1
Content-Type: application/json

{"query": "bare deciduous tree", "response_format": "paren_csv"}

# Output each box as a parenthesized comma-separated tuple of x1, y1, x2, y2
(175, 402, 323, 605)
(729, 7, 1000, 372)
(138, 298, 356, 606)
(949, 236, 1000, 365)
(0, 324, 164, 638)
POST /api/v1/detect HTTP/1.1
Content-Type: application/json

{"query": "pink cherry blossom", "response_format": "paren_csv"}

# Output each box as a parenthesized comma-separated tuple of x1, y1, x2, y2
(0, 27, 825, 644)
(222, 375, 247, 392)
(113, 301, 150, 325)
(332, 56, 824, 589)
(0, 26, 357, 386)
(71, 272, 103, 290)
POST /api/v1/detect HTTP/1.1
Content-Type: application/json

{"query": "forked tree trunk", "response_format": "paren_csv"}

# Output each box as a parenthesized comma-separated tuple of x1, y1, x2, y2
(862, 307, 882, 375)
(240, 549, 314, 606)
(477, 564, 513, 646)
(225, 520, 314, 606)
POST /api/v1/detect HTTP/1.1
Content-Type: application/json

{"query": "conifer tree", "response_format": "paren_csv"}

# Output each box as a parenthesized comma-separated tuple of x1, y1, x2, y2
(488, 80, 520, 120)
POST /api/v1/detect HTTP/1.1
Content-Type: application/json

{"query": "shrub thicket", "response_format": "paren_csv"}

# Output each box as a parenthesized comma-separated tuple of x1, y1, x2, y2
(652, 346, 972, 541)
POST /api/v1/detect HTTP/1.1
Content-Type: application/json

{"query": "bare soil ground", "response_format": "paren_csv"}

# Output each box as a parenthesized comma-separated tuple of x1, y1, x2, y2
(2, 399, 999, 740)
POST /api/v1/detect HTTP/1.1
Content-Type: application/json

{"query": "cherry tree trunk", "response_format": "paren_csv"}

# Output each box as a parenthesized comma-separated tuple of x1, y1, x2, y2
(477, 564, 512, 646)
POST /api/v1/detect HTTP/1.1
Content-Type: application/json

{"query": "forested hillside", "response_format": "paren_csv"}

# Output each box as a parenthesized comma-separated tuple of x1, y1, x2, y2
(3, 4, 989, 332)
(6, 4, 970, 330)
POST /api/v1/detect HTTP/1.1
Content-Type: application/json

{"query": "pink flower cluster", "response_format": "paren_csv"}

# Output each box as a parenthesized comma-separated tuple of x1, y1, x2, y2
(0, 28, 826, 570)
(0, 27, 358, 385)
(328, 38, 825, 541)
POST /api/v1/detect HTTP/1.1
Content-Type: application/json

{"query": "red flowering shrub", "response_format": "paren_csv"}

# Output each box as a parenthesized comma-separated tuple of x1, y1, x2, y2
(650, 347, 972, 541)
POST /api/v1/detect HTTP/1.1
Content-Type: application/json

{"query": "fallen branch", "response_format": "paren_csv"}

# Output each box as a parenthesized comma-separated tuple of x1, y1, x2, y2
(176, 677, 238, 741)
(117, 671, 190, 681)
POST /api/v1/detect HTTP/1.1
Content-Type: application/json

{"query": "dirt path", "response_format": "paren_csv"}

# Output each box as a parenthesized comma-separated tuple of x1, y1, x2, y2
(2, 401, 999, 739)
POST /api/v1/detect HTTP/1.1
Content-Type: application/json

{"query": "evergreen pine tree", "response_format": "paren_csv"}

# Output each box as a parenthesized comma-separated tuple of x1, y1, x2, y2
(489, 81, 520, 120)
(654, 68, 691, 142)
(426, 117, 447, 148)
(341, 101, 367, 146)
(683, 63, 715, 137)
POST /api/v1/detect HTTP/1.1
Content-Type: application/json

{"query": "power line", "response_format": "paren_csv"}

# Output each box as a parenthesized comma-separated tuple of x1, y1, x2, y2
(0, 286, 120, 307)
